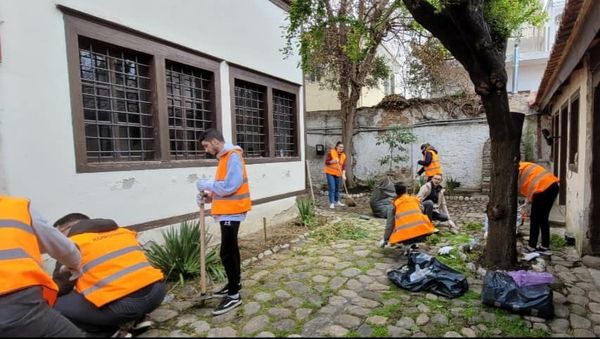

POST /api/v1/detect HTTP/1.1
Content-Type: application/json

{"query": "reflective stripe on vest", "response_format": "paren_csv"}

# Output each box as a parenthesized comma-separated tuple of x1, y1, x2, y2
(323, 149, 346, 177)
(424, 149, 443, 177)
(389, 195, 435, 245)
(71, 227, 164, 307)
(519, 162, 559, 202)
(211, 149, 252, 215)
(0, 196, 58, 306)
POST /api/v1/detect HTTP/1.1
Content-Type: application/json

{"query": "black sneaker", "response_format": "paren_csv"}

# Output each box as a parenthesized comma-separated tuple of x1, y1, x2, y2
(212, 295, 242, 316)
(536, 246, 552, 255)
(213, 283, 242, 296)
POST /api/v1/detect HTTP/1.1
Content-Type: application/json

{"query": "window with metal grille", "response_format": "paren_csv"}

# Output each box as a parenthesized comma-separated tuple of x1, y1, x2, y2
(272, 89, 296, 157)
(234, 80, 267, 157)
(79, 37, 154, 162)
(166, 61, 213, 159)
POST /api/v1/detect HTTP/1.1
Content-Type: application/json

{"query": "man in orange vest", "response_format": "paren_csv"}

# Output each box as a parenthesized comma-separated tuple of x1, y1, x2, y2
(519, 162, 559, 255)
(196, 128, 252, 315)
(52, 213, 166, 337)
(417, 143, 443, 181)
(0, 195, 84, 337)
(380, 182, 436, 249)
(323, 141, 347, 209)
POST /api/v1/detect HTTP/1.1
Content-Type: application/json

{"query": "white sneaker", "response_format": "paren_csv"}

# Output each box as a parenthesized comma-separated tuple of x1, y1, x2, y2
(336, 201, 345, 207)
(329, 203, 335, 209)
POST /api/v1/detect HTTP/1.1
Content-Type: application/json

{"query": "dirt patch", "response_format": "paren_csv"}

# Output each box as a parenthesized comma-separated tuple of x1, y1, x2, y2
(238, 214, 330, 261)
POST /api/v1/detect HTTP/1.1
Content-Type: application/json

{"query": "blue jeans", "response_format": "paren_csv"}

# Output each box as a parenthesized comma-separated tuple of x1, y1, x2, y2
(326, 174, 341, 204)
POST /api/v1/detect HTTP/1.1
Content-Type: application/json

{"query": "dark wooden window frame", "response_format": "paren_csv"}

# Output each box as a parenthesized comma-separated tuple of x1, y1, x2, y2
(568, 91, 580, 172)
(229, 65, 301, 165)
(62, 8, 222, 172)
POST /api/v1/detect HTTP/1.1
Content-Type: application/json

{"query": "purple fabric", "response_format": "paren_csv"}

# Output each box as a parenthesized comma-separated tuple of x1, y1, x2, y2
(507, 270, 554, 287)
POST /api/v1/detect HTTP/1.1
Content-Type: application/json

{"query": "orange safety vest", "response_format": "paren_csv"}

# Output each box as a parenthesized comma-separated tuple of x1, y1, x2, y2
(519, 162, 559, 202)
(211, 149, 252, 215)
(323, 149, 346, 177)
(389, 195, 436, 245)
(70, 227, 164, 307)
(0, 196, 59, 306)
(424, 148, 443, 177)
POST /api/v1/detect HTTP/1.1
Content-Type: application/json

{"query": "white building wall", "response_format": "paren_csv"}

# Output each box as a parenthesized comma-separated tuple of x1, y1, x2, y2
(506, 61, 548, 92)
(0, 1, 304, 234)
(548, 67, 591, 252)
(410, 121, 489, 190)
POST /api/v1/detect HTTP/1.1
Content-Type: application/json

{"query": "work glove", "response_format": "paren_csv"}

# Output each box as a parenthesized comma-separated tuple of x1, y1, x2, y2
(342, 174, 347, 181)
(59, 265, 82, 281)
(448, 220, 458, 230)
(196, 178, 213, 191)
(437, 245, 454, 255)
(196, 191, 212, 206)
(378, 239, 386, 248)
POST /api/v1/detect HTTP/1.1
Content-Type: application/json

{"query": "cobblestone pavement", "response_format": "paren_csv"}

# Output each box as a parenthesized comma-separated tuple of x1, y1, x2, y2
(142, 196, 600, 337)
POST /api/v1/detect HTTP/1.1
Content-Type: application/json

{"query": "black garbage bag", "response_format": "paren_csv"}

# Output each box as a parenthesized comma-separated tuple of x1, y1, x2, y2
(481, 271, 554, 319)
(370, 177, 396, 218)
(387, 252, 469, 298)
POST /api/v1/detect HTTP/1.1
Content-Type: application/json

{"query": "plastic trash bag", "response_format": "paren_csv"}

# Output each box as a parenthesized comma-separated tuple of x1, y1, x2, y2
(507, 270, 554, 287)
(387, 252, 469, 299)
(481, 271, 554, 319)
(370, 177, 396, 218)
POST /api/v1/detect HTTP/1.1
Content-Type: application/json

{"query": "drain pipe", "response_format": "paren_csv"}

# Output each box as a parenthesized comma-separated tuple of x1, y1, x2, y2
(511, 37, 520, 94)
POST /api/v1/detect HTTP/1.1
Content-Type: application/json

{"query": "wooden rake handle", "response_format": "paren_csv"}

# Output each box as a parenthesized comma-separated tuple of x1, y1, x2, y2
(199, 201, 207, 295)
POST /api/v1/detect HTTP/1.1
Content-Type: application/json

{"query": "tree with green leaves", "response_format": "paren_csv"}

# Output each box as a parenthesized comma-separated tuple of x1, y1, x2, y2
(375, 125, 416, 174)
(283, 0, 409, 187)
(402, 0, 545, 269)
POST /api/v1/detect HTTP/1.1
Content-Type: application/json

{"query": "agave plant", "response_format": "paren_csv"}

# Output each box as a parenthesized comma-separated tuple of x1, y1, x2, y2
(145, 220, 226, 286)
(296, 198, 316, 227)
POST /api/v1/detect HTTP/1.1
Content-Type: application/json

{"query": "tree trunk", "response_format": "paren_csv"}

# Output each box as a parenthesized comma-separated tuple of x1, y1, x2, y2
(482, 95, 524, 269)
(340, 92, 359, 188)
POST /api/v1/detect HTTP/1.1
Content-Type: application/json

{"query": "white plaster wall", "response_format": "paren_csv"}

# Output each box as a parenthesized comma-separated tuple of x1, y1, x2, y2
(304, 81, 386, 112)
(0, 1, 305, 227)
(548, 67, 590, 252)
(410, 121, 489, 190)
(506, 61, 547, 92)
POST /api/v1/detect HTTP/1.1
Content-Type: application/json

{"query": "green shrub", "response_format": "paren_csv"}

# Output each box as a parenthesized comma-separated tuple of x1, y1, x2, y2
(445, 177, 461, 194)
(296, 198, 316, 227)
(366, 178, 377, 190)
(551, 234, 567, 249)
(145, 220, 225, 285)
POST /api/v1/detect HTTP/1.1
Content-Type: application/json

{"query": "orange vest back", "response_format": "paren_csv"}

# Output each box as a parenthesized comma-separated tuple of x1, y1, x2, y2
(519, 162, 559, 202)
(389, 195, 436, 245)
(0, 196, 59, 306)
(211, 149, 252, 215)
(424, 149, 443, 177)
(71, 227, 164, 307)
(323, 149, 346, 177)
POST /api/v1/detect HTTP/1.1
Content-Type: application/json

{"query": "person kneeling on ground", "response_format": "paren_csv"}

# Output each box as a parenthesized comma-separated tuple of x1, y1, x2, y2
(379, 182, 436, 250)
(416, 174, 458, 230)
(52, 213, 166, 337)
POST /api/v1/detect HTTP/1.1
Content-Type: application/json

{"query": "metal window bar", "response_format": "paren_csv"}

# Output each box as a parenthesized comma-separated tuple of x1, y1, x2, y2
(234, 80, 266, 157)
(166, 61, 213, 159)
(79, 37, 154, 163)
(272, 89, 296, 157)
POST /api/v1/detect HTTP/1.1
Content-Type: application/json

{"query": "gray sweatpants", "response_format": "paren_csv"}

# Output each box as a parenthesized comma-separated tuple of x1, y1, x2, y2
(0, 286, 84, 337)
(54, 281, 166, 337)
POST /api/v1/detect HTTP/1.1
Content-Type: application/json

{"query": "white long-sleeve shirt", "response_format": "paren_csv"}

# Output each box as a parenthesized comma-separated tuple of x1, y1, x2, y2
(30, 207, 81, 271)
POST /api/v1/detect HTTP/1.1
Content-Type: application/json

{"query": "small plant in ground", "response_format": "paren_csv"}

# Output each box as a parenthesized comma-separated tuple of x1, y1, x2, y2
(312, 221, 369, 243)
(371, 326, 390, 337)
(366, 177, 377, 191)
(551, 233, 567, 249)
(296, 198, 316, 227)
(375, 125, 417, 174)
(464, 221, 484, 232)
(145, 220, 225, 286)
(445, 176, 461, 194)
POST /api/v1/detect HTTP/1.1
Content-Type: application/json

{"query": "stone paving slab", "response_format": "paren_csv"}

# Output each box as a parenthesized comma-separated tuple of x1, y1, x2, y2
(146, 198, 600, 337)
